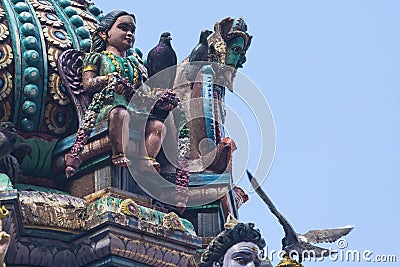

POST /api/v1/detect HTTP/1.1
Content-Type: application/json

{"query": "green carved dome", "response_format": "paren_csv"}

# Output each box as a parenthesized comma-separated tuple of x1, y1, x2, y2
(0, 0, 103, 138)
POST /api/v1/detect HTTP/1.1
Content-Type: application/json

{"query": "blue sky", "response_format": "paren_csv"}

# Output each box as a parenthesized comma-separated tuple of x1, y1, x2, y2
(96, 1, 399, 265)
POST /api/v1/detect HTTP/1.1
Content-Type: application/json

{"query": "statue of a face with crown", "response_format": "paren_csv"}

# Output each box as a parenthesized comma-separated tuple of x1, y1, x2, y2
(198, 217, 266, 267)
(197, 218, 304, 267)
(207, 17, 252, 91)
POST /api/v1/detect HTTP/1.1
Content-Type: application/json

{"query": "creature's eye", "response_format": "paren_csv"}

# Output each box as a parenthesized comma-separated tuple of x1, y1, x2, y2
(232, 46, 242, 55)
(234, 257, 246, 265)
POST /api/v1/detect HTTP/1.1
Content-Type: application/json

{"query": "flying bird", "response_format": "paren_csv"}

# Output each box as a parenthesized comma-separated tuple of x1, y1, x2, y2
(186, 29, 213, 83)
(247, 170, 354, 262)
(146, 32, 177, 89)
(0, 122, 31, 183)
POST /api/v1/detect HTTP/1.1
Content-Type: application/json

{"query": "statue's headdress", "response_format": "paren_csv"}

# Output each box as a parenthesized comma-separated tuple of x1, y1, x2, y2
(208, 17, 253, 65)
(198, 214, 266, 267)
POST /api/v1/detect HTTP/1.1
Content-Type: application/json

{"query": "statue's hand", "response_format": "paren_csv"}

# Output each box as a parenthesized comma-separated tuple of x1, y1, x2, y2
(106, 72, 120, 84)
(114, 84, 126, 95)
(155, 89, 179, 111)
(155, 103, 175, 111)
(107, 74, 134, 96)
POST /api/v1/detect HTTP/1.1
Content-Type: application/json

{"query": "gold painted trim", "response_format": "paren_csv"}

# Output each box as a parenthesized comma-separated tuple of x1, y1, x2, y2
(120, 199, 142, 219)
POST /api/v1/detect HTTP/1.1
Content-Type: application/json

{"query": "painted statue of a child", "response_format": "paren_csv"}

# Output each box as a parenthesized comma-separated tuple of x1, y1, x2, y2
(81, 10, 174, 170)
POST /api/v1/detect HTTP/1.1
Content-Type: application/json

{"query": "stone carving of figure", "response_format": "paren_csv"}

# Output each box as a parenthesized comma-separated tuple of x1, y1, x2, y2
(81, 10, 175, 171)
(208, 17, 252, 91)
(198, 222, 266, 267)
(184, 17, 252, 173)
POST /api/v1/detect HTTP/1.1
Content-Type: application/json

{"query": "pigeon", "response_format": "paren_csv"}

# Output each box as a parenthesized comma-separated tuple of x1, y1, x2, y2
(186, 29, 213, 83)
(189, 30, 213, 63)
(0, 122, 17, 159)
(247, 171, 354, 262)
(146, 32, 177, 89)
(0, 122, 31, 183)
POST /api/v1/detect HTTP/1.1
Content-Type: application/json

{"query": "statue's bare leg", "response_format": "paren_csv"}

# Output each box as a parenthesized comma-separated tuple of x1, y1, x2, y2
(109, 107, 131, 167)
(156, 115, 178, 174)
(139, 119, 166, 172)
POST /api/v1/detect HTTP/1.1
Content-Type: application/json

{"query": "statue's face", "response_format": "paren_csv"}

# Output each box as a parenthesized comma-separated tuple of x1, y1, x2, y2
(225, 36, 245, 69)
(222, 36, 246, 91)
(106, 15, 136, 52)
(213, 241, 260, 267)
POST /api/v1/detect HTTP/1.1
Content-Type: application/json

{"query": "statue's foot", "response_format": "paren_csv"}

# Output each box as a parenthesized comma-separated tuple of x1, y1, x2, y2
(204, 137, 236, 173)
(139, 156, 160, 173)
(65, 166, 76, 178)
(111, 153, 131, 167)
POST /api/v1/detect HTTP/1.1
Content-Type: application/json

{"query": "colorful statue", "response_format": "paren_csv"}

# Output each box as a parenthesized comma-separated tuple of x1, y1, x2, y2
(208, 17, 252, 91)
(179, 17, 252, 174)
(82, 10, 139, 167)
(198, 221, 267, 267)
(62, 10, 178, 176)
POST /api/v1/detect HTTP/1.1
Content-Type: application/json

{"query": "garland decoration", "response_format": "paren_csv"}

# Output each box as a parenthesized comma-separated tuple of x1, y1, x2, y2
(65, 74, 135, 178)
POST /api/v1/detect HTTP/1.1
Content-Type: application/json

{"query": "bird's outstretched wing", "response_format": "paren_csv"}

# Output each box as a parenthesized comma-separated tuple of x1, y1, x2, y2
(247, 171, 297, 239)
(303, 226, 354, 243)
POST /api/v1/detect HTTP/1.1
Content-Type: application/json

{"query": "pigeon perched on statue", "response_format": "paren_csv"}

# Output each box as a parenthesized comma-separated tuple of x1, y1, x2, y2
(247, 171, 354, 262)
(0, 122, 17, 159)
(186, 29, 213, 84)
(146, 32, 177, 89)
(0, 122, 31, 183)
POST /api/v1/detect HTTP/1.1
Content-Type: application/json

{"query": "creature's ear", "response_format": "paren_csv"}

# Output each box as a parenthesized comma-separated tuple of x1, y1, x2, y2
(246, 35, 253, 51)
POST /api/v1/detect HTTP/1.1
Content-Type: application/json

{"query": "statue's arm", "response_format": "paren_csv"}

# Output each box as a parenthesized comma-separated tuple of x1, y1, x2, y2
(82, 52, 107, 93)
